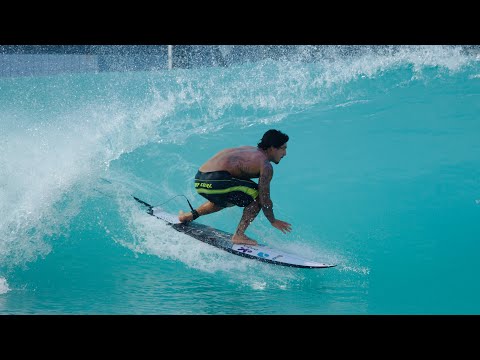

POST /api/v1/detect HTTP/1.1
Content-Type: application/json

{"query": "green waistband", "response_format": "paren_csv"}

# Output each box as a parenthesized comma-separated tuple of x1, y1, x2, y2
(196, 186, 258, 198)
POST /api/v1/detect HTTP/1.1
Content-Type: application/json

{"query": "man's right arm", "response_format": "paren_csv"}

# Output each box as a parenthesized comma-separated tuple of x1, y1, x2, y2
(258, 160, 275, 222)
(258, 160, 292, 234)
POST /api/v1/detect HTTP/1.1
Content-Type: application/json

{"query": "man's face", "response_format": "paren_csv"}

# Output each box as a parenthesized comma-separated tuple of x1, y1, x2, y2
(271, 143, 287, 164)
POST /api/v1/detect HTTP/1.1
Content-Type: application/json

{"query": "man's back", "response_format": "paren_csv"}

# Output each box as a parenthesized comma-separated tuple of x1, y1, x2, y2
(199, 146, 266, 179)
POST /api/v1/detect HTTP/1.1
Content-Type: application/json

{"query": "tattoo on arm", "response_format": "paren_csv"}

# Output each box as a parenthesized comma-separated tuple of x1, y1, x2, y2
(259, 161, 275, 223)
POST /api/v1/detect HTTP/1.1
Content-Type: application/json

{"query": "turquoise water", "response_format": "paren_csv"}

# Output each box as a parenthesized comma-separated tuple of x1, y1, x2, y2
(1, 45, 480, 314)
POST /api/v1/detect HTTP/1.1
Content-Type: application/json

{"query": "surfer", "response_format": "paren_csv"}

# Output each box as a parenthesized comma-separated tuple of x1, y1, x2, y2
(178, 129, 292, 245)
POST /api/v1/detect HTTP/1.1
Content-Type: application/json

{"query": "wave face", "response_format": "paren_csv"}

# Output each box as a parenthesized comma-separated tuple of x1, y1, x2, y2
(1, 45, 479, 314)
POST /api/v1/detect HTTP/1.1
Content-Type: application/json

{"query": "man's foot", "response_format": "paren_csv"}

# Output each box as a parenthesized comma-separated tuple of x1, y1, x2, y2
(232, 233, 258, 245)
(178, 210, 193, 223)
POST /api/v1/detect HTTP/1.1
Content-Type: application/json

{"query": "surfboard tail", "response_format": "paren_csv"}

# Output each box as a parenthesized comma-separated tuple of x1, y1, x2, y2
(133, 196, 153, 215)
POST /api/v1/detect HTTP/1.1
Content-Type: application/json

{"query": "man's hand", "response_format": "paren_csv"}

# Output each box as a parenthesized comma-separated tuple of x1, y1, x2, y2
(271, 219, 292, 234)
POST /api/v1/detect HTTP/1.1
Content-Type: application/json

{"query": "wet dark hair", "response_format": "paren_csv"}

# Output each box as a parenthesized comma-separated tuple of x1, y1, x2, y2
(257, 129, 289, 150)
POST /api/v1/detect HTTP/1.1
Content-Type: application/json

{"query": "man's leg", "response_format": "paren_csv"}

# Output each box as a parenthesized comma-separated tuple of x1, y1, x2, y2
(232, 199, 261, 245)
(178, 200, 224, 222)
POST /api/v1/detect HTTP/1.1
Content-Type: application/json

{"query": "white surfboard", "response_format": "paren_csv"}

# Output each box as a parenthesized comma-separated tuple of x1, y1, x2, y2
(135, 197, 336, 269)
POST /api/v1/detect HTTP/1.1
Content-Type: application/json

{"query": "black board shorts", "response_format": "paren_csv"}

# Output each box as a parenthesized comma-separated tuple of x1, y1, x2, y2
(194, 170, 259, 207)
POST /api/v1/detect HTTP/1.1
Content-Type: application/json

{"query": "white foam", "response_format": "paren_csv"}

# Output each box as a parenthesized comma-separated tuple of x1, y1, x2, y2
(0, 277, 10, 294)
(110, 194, 301, 289)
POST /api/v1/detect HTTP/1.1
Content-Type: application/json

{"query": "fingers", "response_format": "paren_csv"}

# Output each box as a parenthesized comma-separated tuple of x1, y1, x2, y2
(275, 220, 292, 234)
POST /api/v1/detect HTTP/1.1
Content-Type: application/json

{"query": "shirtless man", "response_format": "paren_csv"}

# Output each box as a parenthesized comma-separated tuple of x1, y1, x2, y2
(178, 129, 292, 245)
